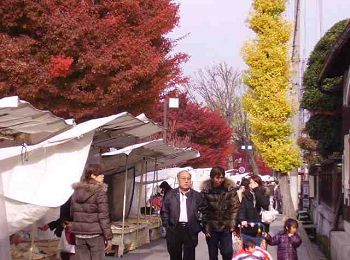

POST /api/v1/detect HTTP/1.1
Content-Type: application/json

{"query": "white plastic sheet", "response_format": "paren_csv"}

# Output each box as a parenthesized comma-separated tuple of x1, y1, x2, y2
(1, 132, 93, 207)
(5, 199, 53, 234)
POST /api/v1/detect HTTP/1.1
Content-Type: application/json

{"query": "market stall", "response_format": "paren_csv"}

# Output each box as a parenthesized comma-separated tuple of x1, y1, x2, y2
(0, 96, 199, 259)
(101, 139, 200, 256)
(0, 97, 163, 259)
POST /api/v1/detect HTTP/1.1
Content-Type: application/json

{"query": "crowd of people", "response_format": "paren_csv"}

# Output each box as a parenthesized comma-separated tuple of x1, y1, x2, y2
(28, 165, 296, 260)
(161, 167, 302, 260)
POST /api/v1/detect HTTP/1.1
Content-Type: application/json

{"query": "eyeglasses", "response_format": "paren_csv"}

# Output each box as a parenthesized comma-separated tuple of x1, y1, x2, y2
(179, 177, 191, 181)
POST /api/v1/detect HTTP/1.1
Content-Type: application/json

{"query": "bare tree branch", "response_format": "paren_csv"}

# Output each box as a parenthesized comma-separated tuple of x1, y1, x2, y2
(188, 62, 247, 140)
(187, 62, 258, 172)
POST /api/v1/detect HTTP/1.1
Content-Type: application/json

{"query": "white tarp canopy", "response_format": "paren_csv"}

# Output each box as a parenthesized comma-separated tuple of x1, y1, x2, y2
(2, 113, 162, 205)
(101, 139, 200, 175)
(0, 96, 72, 147)
(0, 96, 72, 258)
(132, 167, 209, 202)
(135, 167, 192, 184)
(91, 113, 162, 148)
(1, 111, 163, 234)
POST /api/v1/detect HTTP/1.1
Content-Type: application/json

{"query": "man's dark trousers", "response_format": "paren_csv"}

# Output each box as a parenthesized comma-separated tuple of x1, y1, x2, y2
(206, 230, 233, 260)
(166, 224, 198, 260)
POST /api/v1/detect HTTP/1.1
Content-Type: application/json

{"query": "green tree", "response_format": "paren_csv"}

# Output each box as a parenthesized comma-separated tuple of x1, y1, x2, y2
(301, 20, 348, 159)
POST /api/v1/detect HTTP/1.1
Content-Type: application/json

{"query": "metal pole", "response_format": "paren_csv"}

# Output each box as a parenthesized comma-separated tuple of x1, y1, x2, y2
(163, 98, 167, 142)
(150, 158, 157, 217)
(120, 155, 129, 257)
(318, 0, 323, 37)
(136, 158, 145, 246)
(144, 160, 148, 212)
(29, 222, 37, 260)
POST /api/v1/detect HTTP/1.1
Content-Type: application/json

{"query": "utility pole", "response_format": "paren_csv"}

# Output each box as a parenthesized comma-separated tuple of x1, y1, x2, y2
(317, 0, 323, 38)
(289, 2, 322, 260)
(290, 0, 301, 213)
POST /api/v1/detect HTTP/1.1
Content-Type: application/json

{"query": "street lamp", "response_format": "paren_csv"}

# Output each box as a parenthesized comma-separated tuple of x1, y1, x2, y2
(241, 144, 253, 170)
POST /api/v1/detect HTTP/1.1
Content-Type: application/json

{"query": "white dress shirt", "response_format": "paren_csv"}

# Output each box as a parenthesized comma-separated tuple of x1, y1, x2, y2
(179, 192, 188, 222)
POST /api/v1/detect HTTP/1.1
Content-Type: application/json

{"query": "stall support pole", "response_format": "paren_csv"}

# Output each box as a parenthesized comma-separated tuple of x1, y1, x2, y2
(0, 175, 10, 260)
(144, 161, 148, 213)
(150, 158, 158, 217)
(29, 222, 37, 260)
(120, 155, 129, 257)
(136, 158, 145, 246)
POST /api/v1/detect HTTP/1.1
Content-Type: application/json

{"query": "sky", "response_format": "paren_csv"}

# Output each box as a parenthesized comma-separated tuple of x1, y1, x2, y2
(169, 0, 350, 78)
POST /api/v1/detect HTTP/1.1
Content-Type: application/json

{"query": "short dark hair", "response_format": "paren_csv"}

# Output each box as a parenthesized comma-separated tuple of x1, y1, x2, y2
(210, 166, 225, 179)
(242, 239, 256, 250)
(241, 177, 250, 188)
(284, 218, 299, 233)
(84, 164, 103, 180)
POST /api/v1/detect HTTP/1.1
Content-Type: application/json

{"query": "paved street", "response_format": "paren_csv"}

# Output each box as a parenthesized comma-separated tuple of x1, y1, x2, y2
(106, 215, 326, 260)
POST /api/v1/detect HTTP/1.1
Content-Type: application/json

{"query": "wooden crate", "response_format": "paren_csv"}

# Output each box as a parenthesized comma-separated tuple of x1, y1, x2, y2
(110, 216, 162, 256)
(12, 240, 59, 260)
(111, 222, 150, 256)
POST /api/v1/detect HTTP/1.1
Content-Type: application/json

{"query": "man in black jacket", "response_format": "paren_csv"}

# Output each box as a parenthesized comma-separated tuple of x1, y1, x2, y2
(161, 170, 206, 260)
(201, 166, 240, 260)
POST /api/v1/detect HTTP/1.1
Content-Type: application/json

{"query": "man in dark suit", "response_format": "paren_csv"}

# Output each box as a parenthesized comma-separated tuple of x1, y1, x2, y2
(161, 170, 206, 260)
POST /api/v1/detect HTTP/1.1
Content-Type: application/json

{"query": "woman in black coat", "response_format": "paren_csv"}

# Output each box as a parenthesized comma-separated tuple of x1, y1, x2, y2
(238, 175, 270, 246)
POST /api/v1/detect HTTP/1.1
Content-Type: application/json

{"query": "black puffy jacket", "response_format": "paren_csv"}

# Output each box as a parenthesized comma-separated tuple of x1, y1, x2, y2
(71, 180, 113, 240)
(201, 178, 240, 233)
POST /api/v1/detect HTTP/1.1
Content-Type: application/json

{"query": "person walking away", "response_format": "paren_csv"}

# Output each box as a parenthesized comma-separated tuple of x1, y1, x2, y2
(159, 181, 173, 238)
(273, 181, 283, 214)
(161, 170, 206, 260)
(263, 218, 302, 260)
(71, 165, 113, 260)
(160, 181, 173, 197)
(201, 166, 240, 260)
(238, 175, 270, 246)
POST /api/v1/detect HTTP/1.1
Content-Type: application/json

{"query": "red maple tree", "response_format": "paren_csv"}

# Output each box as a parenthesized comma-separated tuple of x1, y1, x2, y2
(0, 0, 187, 121)
(151, 92, 234, 168)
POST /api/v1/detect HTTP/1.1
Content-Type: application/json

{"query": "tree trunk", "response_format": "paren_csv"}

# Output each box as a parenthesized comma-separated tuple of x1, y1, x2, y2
(228, 154, 234, 169)
(278, 172, 296, 218)
(249, 151, 259, 175)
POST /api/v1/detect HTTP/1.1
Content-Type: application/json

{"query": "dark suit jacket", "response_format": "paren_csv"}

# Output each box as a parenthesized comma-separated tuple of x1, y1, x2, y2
(161, 188, 206, 235)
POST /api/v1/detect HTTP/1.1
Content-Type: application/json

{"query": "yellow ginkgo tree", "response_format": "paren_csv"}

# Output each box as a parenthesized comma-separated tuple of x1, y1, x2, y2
(242, 0, 302, 216)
